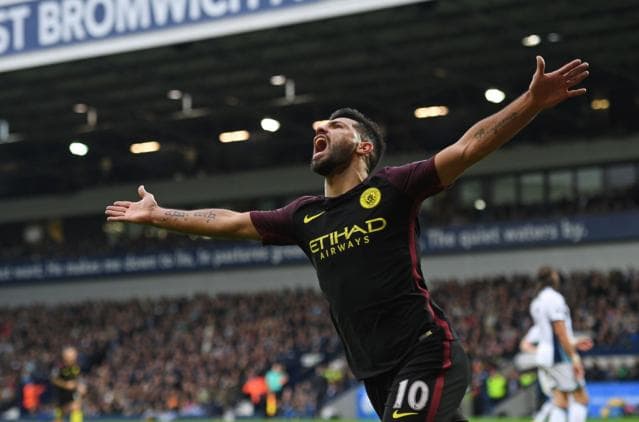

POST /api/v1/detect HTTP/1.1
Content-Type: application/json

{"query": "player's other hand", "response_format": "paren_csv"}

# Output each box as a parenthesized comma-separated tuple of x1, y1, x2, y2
(576, 337, 594, 352)
(105, 185, 157, 224)
(64, 380, 78, 390)
(77, 382, 87, 396)
(529, 56, 589, 110)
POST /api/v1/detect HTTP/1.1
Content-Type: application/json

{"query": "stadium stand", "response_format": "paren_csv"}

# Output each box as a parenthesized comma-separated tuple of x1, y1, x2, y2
(1, 171, 638, 262)
(0, 289, 353, 418)
(1, 270, 637, 418)
(1, 1, 638, 419)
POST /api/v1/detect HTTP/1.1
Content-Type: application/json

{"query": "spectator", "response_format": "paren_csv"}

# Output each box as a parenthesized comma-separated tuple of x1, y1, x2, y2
(0, 269, 637, 417)
(242, 370, 267, 416)
(265, 363, 288, 397)
(485, 366, 508, 410)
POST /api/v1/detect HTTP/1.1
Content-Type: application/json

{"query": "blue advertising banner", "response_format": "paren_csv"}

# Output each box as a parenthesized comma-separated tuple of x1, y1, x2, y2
(356, 385, 377, 419)
(0, 243, 307, 284)
(359, 382, 639, 419)
(1, 210, 639, 284)
(587, 382, 639, 417)
(0, 0, 429, 72)
(421, 210, 639, 254)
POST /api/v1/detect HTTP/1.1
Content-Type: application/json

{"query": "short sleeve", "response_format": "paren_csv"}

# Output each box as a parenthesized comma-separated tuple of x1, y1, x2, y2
(380, 157, 445, 200)
(545, 292, 567, 322)
(250, 196, 315, 246)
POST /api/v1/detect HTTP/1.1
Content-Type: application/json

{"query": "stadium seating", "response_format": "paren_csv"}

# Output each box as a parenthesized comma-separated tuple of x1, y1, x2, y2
(1, 270, 637, 417)
(1, 182, 638, 262)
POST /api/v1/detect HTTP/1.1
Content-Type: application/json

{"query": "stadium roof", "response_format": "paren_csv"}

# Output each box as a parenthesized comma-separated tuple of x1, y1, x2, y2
(0, 0, 638, 199)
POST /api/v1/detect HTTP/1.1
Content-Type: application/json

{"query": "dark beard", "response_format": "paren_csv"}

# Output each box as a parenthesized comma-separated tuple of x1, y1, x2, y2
(310, 144, 354, 176)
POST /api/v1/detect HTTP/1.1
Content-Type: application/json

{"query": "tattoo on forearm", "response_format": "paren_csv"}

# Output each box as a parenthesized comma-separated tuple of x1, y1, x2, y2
(473, 128, 487, 140)
(159, 209, 217, 224)
(159, 210, 188, 223)
(473, 112, 519, 141)
(165, 210, 187, 218)
(492, 112, 519, 134)
(193, 211, 217, 223)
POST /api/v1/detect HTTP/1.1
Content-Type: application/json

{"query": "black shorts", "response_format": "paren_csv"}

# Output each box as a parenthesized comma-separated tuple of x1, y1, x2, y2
(55, 389, 76, 407)
(363, 334, 470, 422)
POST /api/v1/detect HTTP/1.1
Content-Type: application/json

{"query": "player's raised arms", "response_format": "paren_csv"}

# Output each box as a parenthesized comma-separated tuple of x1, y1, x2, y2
(105, 185, 260, 240)
(434, 56, 589, 185)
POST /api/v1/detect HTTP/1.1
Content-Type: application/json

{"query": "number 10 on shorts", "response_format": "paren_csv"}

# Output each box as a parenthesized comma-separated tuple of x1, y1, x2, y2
(393, 379, 430, 410)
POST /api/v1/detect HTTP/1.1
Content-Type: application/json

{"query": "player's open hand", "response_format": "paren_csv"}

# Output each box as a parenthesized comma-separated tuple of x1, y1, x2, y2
(529, 56, 589, 110)
(105, 185, 157, 223)
(576, 337, 594, 352)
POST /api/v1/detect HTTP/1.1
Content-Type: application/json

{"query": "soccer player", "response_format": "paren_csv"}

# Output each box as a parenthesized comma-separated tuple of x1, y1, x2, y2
(106, 56, 588, 422)
(520, 324, 557, 422)
(529, 267, 590, 422)
(51, 346, 84, 422)
(519, 324, 593, 422)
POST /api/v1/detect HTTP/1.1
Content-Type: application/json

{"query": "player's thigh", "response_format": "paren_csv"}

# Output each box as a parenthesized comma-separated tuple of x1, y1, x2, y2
(364, 375, 393, 419)
(572, 386, 589, 404)
(431, 341, 470, 422)
(382, 340, 469, 422)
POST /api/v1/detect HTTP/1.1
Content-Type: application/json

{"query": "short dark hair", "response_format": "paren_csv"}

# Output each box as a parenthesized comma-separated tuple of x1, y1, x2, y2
(537, 266, 555, 287)
(537, 265, 553, 285)
(329, 108, 385, 172)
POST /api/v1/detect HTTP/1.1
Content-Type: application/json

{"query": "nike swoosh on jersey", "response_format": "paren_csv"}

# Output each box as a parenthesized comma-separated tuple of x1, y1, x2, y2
(392, 410, 419, 419)
(303, 211, 326, 224)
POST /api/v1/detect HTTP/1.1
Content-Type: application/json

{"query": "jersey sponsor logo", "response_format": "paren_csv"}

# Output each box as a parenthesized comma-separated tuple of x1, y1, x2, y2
(309, 217, 387, 260)
(360, 187, 381, 209)
(303, 211, 326, 224)
(392, 410, 419, 419)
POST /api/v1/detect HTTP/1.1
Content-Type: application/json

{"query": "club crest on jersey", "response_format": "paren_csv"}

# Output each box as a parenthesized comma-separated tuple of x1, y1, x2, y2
(360, 187, 381, 209)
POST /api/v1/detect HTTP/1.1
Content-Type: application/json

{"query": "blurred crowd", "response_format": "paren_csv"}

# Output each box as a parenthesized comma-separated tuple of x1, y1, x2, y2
(434, 269, 639, 362)
(432, 269, 639, 414)
(1, 269, 638, 418)
(0, 290, 352, 418)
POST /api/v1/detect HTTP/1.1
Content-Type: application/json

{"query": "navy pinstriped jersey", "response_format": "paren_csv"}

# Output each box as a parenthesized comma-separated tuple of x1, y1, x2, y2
(250, 157, 455, 379)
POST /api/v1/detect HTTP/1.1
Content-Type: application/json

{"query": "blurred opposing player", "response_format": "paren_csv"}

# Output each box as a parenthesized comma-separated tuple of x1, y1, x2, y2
(51, 347, 85, 422)
(106, 56, 588, 422)
(519, 325, 555, 422)
(519, 325, 594, 422)
(529, 267, 589, 422)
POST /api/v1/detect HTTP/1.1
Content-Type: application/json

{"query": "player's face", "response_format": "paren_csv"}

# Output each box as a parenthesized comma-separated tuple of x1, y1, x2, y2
(310, 118, 361, 176)
(62, 347, 77, 365)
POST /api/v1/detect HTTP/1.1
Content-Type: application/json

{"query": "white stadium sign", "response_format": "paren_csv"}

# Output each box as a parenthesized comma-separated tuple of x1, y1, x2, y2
(0, 0, 429, 72)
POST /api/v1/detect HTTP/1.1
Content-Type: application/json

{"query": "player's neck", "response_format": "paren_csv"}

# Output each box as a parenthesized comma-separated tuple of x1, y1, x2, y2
(324, 162, 368, 197)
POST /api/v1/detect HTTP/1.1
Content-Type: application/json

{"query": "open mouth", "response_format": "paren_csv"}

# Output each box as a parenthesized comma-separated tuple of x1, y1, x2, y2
(313, 136, 328, 158)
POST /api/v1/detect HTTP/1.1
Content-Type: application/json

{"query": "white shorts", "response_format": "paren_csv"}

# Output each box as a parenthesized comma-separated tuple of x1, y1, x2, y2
(539, 362, 585, 393)
(537, 368, 556, 397)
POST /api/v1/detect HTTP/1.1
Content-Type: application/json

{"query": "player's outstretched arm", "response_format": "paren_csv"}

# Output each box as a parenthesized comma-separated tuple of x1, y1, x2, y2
(104, 185, 261, 240)
(434, 56, 589, 185)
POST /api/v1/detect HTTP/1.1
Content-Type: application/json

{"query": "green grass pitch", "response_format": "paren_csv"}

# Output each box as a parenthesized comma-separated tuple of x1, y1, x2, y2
(56, 418, 639, 422)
